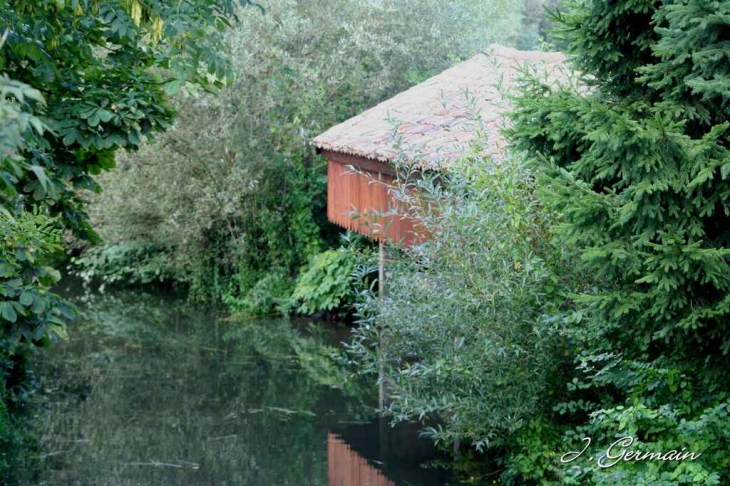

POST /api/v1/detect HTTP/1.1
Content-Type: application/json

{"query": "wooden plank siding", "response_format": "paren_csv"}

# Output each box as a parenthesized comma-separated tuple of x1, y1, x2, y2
(325, 150, 423, 248)
(328, 433, 395, 486)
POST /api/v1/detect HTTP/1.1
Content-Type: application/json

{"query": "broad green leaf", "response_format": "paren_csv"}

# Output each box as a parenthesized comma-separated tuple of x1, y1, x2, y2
(0, 302, 17, 323)
(50, 323, 69, 341)
(19, 291, 34, 306)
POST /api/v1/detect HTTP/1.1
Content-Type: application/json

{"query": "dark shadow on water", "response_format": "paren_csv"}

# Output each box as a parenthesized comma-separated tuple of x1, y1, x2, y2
(14, 282, 452, 485)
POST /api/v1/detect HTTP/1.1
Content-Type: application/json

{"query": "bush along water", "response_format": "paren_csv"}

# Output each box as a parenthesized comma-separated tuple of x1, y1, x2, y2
(345, 135, 581, 483)
(0, 77, 74, 481)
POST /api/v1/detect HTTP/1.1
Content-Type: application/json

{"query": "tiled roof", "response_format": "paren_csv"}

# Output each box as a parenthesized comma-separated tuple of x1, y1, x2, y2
(312, 45, 567, 169)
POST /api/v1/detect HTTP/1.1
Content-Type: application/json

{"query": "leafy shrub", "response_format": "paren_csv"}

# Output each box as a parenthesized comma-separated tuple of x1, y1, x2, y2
(291, 247, 361, 315)
(0, 210, 72, 482)
(223, 269, 294, 317)
(347, 143, 573, 452)
(70, 243, 179, 287)
(1, 211, 72, 345)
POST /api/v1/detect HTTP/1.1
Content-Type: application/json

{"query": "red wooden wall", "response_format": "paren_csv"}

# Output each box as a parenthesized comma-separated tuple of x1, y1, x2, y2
(324, 150, 422, 247)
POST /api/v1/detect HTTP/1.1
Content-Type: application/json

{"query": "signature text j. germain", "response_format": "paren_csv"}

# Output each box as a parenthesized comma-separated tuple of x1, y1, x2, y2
(560, 436, 702, 469)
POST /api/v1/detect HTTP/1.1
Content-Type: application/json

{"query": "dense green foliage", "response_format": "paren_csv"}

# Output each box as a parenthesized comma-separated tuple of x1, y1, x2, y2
(0, 75, 71, 476)
(346, 144, 577, 476)
(0, 212, 60, 481)
(345, 1, 730, 484)
(0, 75, 70, 345)
(290, 249, 355, 315)
(1, 211, 70, 345)
(0, 0, 247, 237)
(290, 239, 374, 316)
(505, 0, 730, 483)
(79, 0, 525, 314)
(1, 0, 250, 472)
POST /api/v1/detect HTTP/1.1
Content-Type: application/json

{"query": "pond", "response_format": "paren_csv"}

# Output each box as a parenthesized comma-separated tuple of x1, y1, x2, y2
(15, 284, 453, 485)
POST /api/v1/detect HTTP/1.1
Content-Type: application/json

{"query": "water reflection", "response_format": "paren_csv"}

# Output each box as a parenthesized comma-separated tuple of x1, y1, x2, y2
(328, 420, 451, 486)
(20, 285, 450, 485)
(329, 433, 394, 486)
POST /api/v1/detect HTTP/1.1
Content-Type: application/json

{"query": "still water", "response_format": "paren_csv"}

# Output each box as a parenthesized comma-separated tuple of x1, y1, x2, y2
(22, 285, 452, 485)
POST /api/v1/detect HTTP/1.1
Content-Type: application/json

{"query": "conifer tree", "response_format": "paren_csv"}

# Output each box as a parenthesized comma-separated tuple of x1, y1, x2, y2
(508, 0, 730, 483)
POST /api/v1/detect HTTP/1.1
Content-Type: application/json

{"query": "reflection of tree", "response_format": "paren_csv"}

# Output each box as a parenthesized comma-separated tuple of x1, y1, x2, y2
(30, 288, 374, 485)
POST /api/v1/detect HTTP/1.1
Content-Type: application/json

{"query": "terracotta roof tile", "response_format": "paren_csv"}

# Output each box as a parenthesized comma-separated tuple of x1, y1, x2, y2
(312, 45, 567, 169)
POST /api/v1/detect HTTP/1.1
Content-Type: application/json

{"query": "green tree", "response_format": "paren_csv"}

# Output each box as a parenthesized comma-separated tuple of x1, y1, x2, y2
(1, 0, 250, 236)
(0, 0, 252, 471)
(508, 0, 730, 483)
(0, 73, 68, 478)
(1, 0, 256, 351)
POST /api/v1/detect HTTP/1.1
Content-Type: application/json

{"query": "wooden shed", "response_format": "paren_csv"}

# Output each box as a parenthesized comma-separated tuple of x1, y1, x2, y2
(313, 45, 566, 248)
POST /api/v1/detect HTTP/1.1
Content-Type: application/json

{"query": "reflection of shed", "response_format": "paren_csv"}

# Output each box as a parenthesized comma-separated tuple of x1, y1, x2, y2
(328, 433, 394, 486)
(313, 45, 565, 247)
(327, 421, 450, 486)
